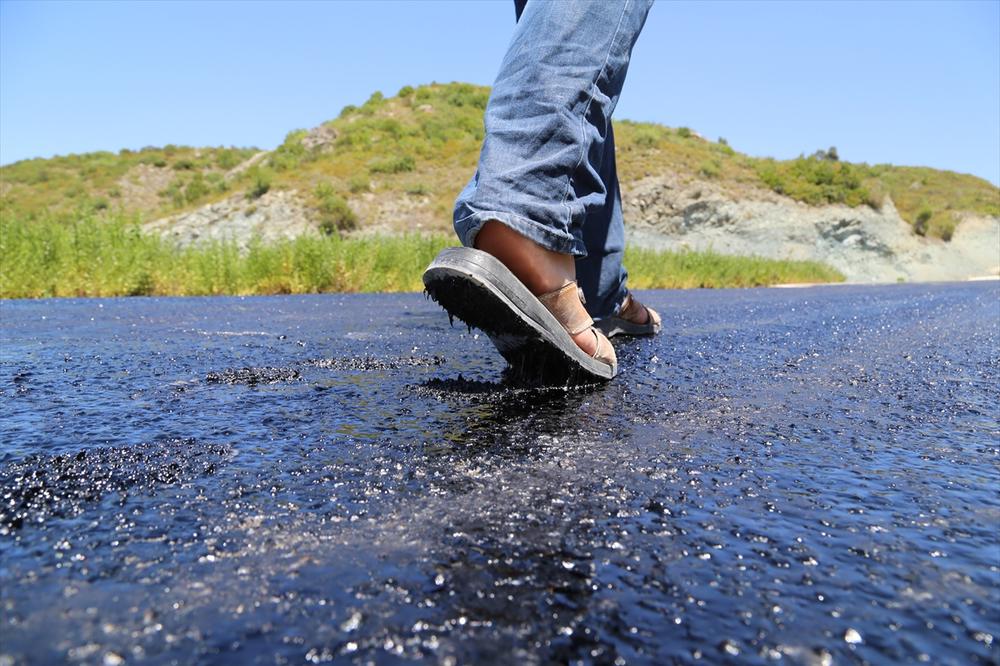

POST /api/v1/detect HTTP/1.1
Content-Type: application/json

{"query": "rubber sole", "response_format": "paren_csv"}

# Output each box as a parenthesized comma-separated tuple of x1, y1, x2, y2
(422, 247, 617, 385)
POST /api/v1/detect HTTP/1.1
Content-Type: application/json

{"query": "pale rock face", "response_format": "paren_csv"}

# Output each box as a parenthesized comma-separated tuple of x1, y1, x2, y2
(623, 176, 1000, 283)
(301, 125, 338, 152)
(143, 189, 320, 250)
(141, 160, 999, 283)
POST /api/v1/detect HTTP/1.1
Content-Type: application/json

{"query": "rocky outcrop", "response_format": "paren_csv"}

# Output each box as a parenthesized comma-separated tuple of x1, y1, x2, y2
(143, 189, 319, 249)
(301, 124, 338, 151)
(623, 176, 1000, 283)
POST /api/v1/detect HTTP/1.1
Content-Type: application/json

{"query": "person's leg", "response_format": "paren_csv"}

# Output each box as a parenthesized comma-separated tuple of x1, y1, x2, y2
(454, 0, 653, 355)
(454, 0, 652, 255)
(576, 123, 661, 332)
(513, 0, 527, 22)
(575, 122, 628, 320)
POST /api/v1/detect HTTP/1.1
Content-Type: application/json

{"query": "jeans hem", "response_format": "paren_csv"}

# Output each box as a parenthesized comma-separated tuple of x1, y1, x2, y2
(455, 210, 588, 257)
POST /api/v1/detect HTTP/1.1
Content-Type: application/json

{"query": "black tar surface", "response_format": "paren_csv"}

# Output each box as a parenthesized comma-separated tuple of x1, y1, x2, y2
(1, 283, 997, 665)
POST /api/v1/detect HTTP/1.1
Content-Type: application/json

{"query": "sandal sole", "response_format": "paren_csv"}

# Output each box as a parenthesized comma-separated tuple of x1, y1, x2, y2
(422, 247, 617, 384)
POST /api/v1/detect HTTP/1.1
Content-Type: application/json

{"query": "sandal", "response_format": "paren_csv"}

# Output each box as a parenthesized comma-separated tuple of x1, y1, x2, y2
(423, 247, 617, 384)
(594, 290, 662, 338)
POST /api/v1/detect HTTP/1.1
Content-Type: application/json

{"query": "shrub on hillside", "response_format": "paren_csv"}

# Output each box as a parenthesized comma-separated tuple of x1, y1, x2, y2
(939, 218, 956, 241)
(913, 208, 932, 236)
(23, 167, 50, 184)
(336, 118, 410, 151)
(699, 160, 721, 179)
(348, 175, 370, 193)
(205, 172, 228, 194)
(184, 174, 210, 203)
(246, 167, 272, 200)
(359, 92, 385, 116)
(714, 138, 735, 156)
(271, 129, 309, 171)
(754, 157, 872, 207)
(633, 127, 661, 148)
(161, 177, 186, 208)
(368, 155, 415, 175)
(444, 83, 489, 109)
(215, 148, 242, 170)
(314, 183, 357, 234)
(811, 146, 840, 162)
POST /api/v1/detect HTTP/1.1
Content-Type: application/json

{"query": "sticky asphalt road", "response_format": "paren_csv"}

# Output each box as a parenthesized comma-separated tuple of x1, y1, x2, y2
(1, 282, 997, 664)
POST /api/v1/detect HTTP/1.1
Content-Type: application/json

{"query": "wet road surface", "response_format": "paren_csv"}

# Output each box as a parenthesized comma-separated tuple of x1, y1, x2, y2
(1, 283, 998, 665)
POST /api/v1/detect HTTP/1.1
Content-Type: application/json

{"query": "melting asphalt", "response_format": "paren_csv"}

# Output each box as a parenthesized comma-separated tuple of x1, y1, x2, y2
(0, 285, 997, 665)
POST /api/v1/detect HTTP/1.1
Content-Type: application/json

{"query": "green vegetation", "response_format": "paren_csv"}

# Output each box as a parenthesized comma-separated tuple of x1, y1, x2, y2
(368, 154, 416, 174)
(313, 183, 357, 234)
(1, 82, 996, 244)
(0, 215, 452, 297)
(1, 215, 843, 299)
(753, 156, 872, 207)
(0, 145, 258, 222)
(865, 165, 999, 240)
(625, 247, 844, 289)
(245, 166, 273, 200)
(611, 119, 997, 239)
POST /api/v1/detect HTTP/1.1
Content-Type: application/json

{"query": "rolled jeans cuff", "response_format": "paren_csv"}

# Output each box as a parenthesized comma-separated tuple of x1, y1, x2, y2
(454, 209, 587, 257)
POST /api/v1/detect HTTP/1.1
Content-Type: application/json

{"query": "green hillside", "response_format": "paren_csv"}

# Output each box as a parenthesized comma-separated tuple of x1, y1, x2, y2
(2, 82, 997, 240)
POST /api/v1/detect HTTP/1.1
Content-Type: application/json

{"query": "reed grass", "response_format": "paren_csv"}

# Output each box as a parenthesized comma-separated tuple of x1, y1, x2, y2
(0, 216, 843, 299)
(625, 246, 844, 289)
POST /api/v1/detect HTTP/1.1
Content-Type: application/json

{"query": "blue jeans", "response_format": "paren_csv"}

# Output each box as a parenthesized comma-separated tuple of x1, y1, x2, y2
(453, 0, 653, 319)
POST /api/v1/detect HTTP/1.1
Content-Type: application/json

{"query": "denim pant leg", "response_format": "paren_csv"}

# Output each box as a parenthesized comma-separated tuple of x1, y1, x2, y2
(576, 122, 628, 319)
(453, 0, 653, 258)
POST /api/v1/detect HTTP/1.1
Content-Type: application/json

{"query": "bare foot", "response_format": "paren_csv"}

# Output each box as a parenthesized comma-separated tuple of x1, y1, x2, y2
(474, 220, 612, 361)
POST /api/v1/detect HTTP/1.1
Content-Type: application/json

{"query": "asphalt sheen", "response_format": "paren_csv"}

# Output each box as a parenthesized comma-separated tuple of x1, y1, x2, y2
(0, 282, 997, 665)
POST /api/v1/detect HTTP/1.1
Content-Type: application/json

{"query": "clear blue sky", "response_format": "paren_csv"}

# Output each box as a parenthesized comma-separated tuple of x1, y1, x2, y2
(2, 0, 998, 184)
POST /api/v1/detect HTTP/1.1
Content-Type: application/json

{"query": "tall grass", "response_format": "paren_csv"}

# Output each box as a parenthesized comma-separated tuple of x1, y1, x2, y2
(625, 247, 843, 289)
(0, 216, 453, 297)
(0, 216, 843, 299)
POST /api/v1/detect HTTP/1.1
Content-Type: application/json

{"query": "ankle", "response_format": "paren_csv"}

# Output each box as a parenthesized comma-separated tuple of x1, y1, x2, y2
(474, 220, 575, 295)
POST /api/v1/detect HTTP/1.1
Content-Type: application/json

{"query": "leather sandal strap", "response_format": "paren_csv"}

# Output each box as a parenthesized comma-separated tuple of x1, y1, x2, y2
(538, 281, 594, 336)
(620, 290, 651, 326)
(620, 291, 634, 314)
(590, 328, 617, 367)
(591, 329, 603, 360)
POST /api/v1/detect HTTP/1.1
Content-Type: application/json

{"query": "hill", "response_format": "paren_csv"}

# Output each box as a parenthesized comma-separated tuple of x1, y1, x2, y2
(2, 82, 998, 282)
